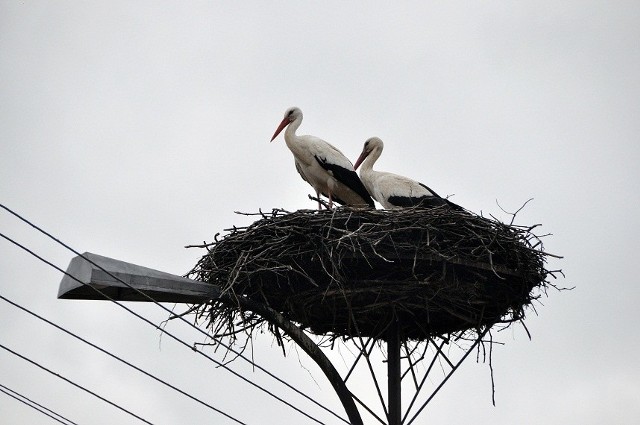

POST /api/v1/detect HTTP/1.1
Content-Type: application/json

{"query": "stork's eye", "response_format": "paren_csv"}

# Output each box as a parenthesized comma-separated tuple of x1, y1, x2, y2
(364, 141, 369, 147)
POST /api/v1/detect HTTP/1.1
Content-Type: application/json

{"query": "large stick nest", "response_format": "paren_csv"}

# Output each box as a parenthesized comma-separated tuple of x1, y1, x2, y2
(188, 207, 556, 342)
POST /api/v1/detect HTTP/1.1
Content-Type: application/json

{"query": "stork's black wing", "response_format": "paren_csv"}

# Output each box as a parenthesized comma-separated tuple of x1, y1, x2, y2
(314, 155, 375, 207)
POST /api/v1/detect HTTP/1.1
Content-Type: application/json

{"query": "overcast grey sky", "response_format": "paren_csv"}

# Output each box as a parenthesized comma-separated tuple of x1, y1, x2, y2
(1, 1, 639, 424)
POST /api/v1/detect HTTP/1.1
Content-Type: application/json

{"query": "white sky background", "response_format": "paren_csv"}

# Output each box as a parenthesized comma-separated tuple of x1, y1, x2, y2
(1, 1, 639, 424)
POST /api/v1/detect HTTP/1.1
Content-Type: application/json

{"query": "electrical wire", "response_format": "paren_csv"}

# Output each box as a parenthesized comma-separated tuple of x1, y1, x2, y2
(0, 382, 77, 425)
(0, 342, 153, 424)
(0, 230, 322, 424)
(0, 202, 347, 424)
(0, 226, 333, 424)
(0, 293, 247, 425)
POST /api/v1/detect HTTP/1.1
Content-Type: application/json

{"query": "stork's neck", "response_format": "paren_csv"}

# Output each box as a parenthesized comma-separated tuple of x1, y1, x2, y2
(360, 146, 382, 175)
(284, 116, 303, 145)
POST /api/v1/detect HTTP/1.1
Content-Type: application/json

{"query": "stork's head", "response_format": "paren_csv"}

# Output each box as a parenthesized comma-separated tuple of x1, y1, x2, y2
(270, 106, 303, 142)
(354, 137, 384, 170)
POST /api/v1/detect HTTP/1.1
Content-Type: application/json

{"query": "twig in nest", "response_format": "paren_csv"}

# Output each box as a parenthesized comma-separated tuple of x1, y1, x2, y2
(308, 194, 333, 210)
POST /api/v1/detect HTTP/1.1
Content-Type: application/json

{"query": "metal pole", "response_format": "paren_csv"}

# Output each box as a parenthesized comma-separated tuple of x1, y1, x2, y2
(388, 319, 401, 425)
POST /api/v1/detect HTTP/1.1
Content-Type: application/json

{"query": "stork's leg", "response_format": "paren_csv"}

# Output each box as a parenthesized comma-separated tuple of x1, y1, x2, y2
(316, 191, 322, 210)
(327, 192, 334, 209)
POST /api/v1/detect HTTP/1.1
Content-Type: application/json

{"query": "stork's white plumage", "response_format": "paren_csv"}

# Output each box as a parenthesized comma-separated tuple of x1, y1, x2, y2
(353, 137, 463, 210)
(270, 107, 374, 209)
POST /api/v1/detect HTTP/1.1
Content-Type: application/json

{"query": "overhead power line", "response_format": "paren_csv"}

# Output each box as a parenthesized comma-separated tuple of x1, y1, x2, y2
(0, 229, 313, 424)
(0, 382, 77, 425)
(0, 342, 154, 425)
(0, 293, 247, 425)
(0, 203, 343, 424)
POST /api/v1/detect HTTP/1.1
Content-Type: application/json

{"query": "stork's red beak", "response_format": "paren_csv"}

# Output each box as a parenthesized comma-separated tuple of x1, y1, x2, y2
(270, 117, 290, 142)
(353, 149, 369, 170)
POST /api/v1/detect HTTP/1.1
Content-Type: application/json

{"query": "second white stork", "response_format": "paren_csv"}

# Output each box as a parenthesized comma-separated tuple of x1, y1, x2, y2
(270, 107, 374, 209)
(353, 137, 463, 210)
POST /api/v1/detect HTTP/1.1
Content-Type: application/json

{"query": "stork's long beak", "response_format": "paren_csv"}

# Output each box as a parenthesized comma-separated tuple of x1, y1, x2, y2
(270, 117, 289, 142)
(353, 149, 369, 170)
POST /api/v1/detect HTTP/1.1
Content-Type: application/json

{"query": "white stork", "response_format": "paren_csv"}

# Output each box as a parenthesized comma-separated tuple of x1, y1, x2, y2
(353, 137, 463, 210)
(270, 107, 374, 209)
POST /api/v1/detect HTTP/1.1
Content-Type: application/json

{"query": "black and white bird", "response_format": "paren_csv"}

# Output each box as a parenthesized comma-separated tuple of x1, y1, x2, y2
(271, 107, 374, 209)
(353, 137, 463, 210)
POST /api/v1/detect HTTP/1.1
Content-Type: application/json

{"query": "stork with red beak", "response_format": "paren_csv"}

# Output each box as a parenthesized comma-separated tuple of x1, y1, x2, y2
(353, 137, 463, 210)
(271, 107, 374, 209)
